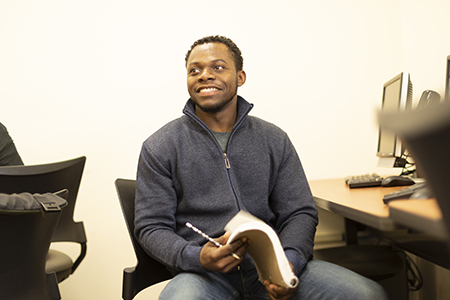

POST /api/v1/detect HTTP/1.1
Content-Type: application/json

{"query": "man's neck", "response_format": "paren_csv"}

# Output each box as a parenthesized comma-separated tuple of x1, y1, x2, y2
(195, 101, 237, 133)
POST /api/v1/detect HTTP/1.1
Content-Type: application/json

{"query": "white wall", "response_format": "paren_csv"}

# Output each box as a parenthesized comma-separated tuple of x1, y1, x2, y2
(1, 0, 449, 299)
(400, 0, 450, 96)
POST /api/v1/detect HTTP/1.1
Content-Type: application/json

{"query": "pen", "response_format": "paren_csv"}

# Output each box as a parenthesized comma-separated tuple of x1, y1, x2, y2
(186, 222, 241, 260)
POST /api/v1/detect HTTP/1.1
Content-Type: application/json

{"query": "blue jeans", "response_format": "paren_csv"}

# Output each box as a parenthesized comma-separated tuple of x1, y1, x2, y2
(159, 260, 389, 300)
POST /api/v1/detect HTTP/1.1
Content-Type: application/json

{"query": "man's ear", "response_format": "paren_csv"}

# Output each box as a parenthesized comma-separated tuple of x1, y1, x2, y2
(237, 70, 246, 87)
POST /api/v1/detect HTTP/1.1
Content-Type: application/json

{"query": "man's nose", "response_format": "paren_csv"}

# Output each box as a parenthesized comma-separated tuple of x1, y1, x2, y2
(199, 68, 215, 81)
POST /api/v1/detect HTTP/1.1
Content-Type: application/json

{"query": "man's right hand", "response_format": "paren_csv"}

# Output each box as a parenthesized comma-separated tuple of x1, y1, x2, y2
(199, 231, 249, 273)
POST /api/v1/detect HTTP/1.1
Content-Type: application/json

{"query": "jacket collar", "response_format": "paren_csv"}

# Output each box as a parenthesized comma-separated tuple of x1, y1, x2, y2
(183, 96, 254, 131)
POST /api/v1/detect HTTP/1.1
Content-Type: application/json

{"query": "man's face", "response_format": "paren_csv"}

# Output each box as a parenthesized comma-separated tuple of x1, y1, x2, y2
(186, 42, 246, 114)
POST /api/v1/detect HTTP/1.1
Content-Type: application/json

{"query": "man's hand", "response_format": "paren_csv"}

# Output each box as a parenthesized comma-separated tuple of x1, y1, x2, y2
(263, 262, 297, 300)
(199, 231, 249, 273)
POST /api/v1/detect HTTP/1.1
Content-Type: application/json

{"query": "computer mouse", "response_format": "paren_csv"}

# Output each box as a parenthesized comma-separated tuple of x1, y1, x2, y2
(381, 176, 415, 187)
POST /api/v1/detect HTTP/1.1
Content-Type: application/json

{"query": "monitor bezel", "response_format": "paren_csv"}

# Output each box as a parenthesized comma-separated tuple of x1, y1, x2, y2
(445, 55, 450, 102)
(376, 72, 411, 158)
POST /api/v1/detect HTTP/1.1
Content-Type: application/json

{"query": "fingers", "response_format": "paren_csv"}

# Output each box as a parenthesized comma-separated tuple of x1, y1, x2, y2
(213, 232, 249, 261)
(216, 237, 248, 271)
(264, 280, 297, 300)
(215, 231, 231, 244)
(200, 236, 249, 273)
(227, 236, 248, 258)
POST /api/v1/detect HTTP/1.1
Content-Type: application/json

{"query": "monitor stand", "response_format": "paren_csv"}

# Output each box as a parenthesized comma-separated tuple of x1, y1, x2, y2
(377, 157, 406, 168)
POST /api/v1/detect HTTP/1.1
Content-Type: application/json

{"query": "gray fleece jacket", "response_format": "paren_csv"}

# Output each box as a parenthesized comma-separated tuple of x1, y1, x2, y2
(135, 96, 318, 276)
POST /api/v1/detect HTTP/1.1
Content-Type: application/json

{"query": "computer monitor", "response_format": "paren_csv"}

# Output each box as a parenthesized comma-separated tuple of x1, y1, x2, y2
(445, 55, 450, 102)
(376, 72, 413, 166)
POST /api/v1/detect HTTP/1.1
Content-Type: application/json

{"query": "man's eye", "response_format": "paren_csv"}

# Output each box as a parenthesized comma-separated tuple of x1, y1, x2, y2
(189, 68, 200, 74)
(215, 65, 224, 70)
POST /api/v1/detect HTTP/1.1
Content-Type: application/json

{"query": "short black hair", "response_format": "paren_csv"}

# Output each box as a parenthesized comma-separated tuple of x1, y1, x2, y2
(185, 35, 243, 71)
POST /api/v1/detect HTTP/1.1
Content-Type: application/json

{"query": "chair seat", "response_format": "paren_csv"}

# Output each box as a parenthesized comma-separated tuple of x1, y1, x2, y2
(46, 249, 73, 282)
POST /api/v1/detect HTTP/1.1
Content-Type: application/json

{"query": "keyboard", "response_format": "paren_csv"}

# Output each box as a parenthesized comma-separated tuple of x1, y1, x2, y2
(345, 173, 383, 188)
(382, 182, 431, 204)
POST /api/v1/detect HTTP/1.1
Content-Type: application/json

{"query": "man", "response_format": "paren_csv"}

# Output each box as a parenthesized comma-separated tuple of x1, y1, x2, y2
(135, 35, 388, 300)
(0, 122, 23, 166)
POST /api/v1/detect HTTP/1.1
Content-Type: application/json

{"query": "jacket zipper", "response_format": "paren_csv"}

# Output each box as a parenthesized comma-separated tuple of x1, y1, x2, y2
(183, 100, 253, 211)
(223, 153, 231, 169)
(223, 152, 240, 210)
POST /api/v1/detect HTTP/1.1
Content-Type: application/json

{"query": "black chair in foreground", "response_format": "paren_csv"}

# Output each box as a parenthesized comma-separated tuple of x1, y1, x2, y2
(0, 191, 67, 300)
(379, 100, 450, 250)
(0, 156, 87, 282)
(115, 178, 173, 300)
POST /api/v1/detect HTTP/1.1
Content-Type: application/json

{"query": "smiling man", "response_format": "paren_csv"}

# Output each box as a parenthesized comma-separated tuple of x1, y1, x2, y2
(134, 35, 388, 300)
(186, 41, 246, 132)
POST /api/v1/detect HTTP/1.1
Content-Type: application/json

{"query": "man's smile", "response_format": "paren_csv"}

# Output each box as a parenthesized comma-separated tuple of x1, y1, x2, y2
(197, 86, 222, 95)
(200, 87, 219, 93)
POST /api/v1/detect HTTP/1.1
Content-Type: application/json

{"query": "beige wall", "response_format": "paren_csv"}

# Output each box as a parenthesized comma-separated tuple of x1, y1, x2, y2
(1, 0, 449, 299)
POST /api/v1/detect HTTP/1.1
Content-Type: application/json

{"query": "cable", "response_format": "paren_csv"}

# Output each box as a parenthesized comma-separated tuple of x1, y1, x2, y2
(405, 253, 423, 291)
(399, 152, 416, 176)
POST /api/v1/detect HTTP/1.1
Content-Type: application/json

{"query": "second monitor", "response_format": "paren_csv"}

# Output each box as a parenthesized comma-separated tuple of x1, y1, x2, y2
(376, 72, 413, 167)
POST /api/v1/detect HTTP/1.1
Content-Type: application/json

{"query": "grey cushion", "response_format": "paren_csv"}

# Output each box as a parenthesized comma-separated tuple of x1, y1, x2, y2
(46, 249, 73, 273)
(0, 192, 67, 212)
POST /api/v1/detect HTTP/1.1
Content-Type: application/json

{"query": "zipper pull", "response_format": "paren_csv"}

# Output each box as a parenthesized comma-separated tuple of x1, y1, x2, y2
(223, 153, 231, 169)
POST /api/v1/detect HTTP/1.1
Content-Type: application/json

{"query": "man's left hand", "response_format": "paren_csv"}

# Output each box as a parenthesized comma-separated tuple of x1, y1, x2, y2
(263, 262, 297, 300)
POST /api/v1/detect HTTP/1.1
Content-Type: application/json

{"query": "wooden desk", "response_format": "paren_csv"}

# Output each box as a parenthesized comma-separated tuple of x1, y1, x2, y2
(309, 178, 402, 231)
(309, 178, 446, 238)
(309, 178, 450, 269)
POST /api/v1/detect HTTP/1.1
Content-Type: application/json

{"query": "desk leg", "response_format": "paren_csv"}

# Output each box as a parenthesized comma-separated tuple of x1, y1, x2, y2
(345, 218, 358, 245)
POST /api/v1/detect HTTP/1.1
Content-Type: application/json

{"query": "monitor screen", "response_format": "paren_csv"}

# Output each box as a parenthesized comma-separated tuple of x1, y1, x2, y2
(377, 72, 413, 158)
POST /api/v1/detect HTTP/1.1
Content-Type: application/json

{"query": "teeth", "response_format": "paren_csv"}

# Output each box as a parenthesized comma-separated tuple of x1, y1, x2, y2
(200, 87, 218, 93)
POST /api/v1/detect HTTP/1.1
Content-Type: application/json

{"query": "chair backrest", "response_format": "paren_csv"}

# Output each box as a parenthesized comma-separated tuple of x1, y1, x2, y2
(0, 156, 87, 272)
(115, 178, 173, 300)
(380, 100, 450, 240)
(0, 193, 66, 300)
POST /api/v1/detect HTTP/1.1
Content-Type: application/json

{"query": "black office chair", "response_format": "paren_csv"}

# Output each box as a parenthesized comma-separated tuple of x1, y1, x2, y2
(0, 192, 67, 300)
(115, 178, 173, 300)
(0, 156, 87, 282)
(379, 100, 450, 250)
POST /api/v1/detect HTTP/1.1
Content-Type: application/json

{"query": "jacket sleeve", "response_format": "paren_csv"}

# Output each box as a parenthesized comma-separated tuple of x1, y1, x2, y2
(134, 142, 206, 274)
(0, 123, 24, 166)
(269, 134, 318, 275)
